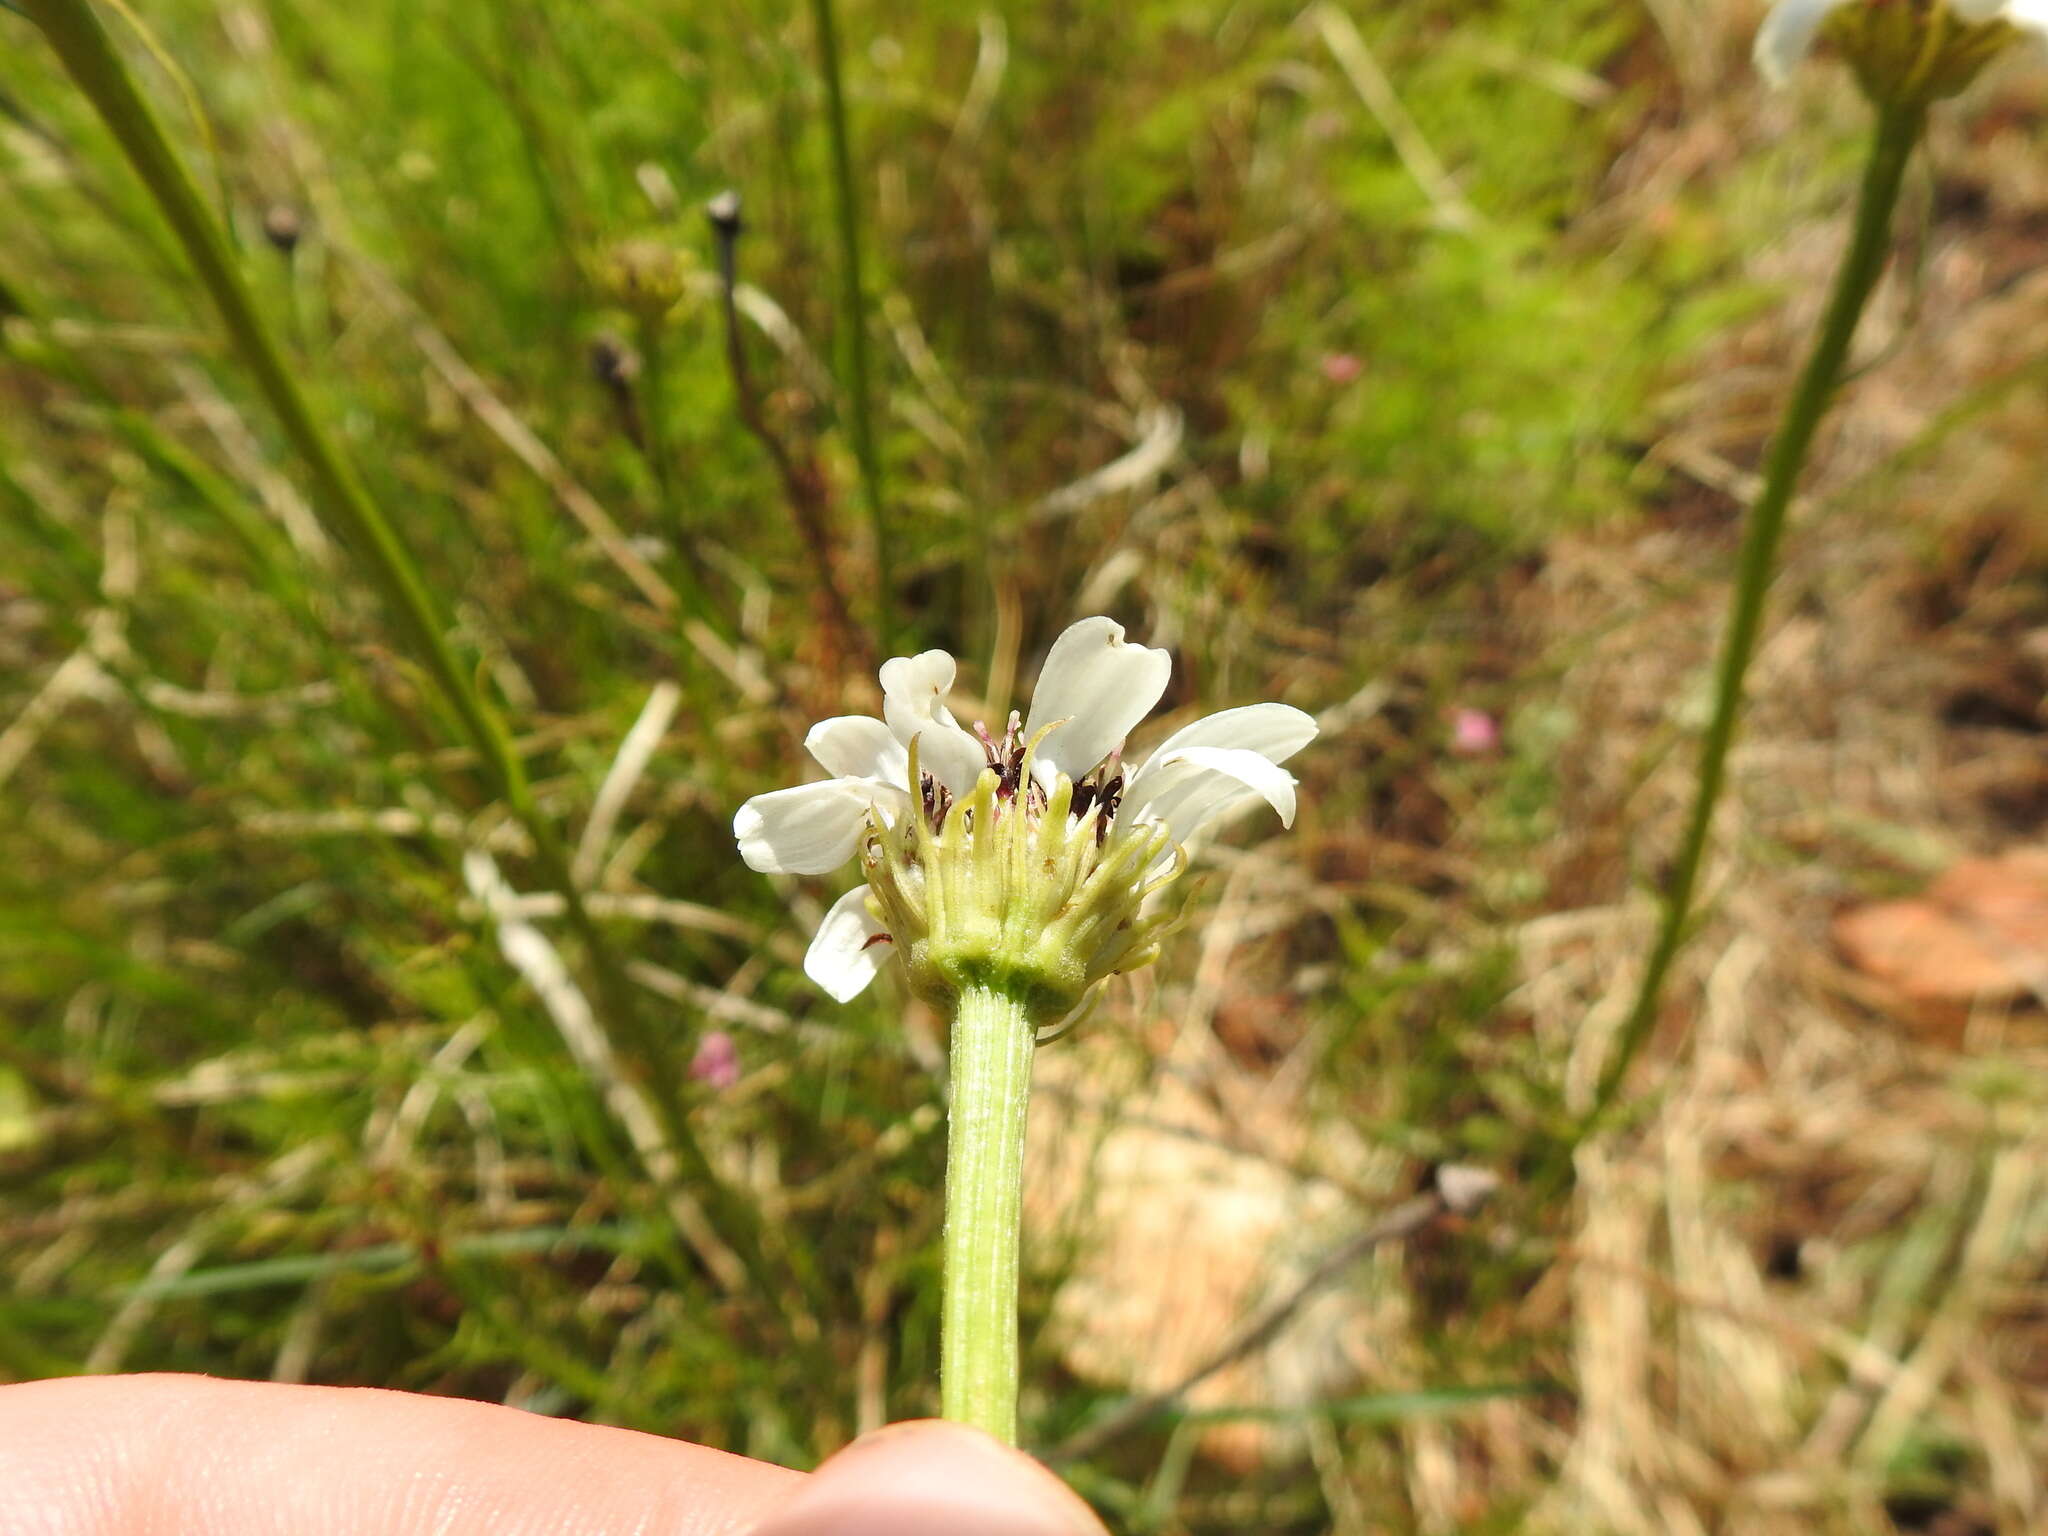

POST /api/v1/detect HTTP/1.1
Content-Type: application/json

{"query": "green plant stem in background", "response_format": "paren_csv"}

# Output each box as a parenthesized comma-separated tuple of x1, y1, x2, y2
(27, 0, 508, 785)
(633, 318, 686, 576)
(809, 0, 895, 655)
(24, 0, 767, 1291)
(940, 984, 1038, 1444)
(1587, 102, 1925, 1130)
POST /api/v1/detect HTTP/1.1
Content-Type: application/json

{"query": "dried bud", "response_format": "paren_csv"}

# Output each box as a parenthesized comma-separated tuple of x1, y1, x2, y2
(262, 204, 303, 255)
(589, 332, 641, 388)
(704, 189, 743, 239)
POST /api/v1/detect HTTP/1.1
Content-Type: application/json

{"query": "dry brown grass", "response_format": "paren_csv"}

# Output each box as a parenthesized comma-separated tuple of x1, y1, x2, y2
(1023, 13, 2048, 1530)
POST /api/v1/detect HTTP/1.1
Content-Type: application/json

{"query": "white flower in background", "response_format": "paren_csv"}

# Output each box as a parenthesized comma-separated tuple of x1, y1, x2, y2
(734, 617, 1317, 1017)
(1756, 0, 2046, 99)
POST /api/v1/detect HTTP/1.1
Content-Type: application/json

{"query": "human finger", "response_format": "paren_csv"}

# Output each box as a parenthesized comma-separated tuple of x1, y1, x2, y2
(751, 1418, 1109, 1536)
(0, 1372, 801, 1535)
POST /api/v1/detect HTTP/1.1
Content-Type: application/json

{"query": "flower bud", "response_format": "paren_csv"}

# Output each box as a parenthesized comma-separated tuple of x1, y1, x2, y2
(1837, 0, 2017, 103)
(596, 238, 694, 325)
(1758, 0, 2039, 106)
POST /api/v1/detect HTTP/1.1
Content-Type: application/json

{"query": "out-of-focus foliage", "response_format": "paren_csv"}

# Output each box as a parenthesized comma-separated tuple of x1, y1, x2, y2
(5, 1, 2046, 1531)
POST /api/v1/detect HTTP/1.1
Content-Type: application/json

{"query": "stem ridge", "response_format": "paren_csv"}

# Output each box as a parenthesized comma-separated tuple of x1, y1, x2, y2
(940, 983, 1038, 1444)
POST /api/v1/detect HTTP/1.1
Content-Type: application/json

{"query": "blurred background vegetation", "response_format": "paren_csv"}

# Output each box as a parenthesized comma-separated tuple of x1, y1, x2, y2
(3, 1, 2046, 1531)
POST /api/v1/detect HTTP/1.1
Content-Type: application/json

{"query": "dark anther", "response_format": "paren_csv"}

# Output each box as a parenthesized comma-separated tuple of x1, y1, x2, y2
(921, 773, 953, 834)
(1095, 773, 1124, 844)
(1098, 773, 1124, 820)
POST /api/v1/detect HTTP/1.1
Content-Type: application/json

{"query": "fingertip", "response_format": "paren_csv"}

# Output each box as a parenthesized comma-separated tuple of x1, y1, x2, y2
(750, 1420, 1107, 1536)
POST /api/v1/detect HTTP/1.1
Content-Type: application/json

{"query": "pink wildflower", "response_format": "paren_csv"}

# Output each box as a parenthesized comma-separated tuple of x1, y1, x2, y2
(1447, 707, 1501, 758)
(688, 1029, 741, 1090)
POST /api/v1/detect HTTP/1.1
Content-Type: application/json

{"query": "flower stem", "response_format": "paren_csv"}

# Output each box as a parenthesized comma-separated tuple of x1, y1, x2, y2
(1586, 102, 1924, 1130)
(808, 0, 895, 656)
(941, 983, 1038, 1444)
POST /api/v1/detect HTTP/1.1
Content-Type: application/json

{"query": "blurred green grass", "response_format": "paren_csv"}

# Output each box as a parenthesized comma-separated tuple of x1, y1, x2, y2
(6, 1, 2043, 1531)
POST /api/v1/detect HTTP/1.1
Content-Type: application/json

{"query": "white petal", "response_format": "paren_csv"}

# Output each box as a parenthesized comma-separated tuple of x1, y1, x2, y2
(1023, 616, 1172, 781)
(1753, 0, 1846, 86)
(1938, 0, 2048, 40)
(878, 647, 958, 708)
(805, 715, 908, 784)
(1990, 0, 2048, 34)
(1120, 745, 1299, 844)
(804, 885, 890, 1002)
(733, 779, 878, 875)
(1133, 702, 1318, 783)
(879, 648, 988, 795)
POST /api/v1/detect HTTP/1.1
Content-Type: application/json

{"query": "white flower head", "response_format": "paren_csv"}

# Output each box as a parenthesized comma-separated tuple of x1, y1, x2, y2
(1756, 0, 2046, 101)
(734, 616, 1317, 1020)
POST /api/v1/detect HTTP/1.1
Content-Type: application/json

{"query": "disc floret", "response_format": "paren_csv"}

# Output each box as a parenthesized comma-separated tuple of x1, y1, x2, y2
(862, 730, 1187, 1027)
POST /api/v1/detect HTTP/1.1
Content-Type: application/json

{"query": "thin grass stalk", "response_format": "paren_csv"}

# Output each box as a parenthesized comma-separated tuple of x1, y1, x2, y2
(808, 0, 894, 654)
(707, 196, 871, 672)
(1585, 102, 1925, 1130)
(23, 0, 773, 1293)
(26, 0, 503, 774)
(630, 317, 715, 622)
(635, 319, 676, 520)
(484, 0, 582, 314)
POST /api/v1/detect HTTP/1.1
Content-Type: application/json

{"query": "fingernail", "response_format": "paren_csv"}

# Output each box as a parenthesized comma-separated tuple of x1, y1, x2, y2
(750, 1421, 1106, 1536)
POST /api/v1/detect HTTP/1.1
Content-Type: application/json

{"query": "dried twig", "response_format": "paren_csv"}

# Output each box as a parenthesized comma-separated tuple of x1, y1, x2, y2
(463, 849, 748, 1295)
(349, 258, 676, 615)
(1309, 4, 1480, 233)
(573, 680, 682, 889)
(1045, 1165, 1499, 1464)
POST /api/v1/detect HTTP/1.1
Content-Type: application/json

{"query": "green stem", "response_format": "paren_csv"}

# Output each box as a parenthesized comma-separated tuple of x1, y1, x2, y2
(28, 0, 500, 774)
(809, 0, 894, 655)
(24, 0, 764, 1289)
(635, 319, 673, 506)
(1586, 103, 1924, 1129)
(941, 983, 1038, 1444)
(633, 321, 718, 645)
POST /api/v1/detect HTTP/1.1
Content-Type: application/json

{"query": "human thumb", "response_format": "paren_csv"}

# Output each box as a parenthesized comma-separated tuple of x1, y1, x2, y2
(749, 1420, 1108, 1535)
